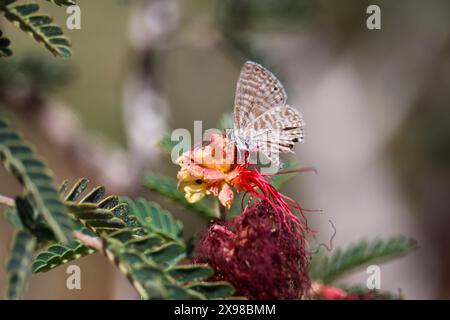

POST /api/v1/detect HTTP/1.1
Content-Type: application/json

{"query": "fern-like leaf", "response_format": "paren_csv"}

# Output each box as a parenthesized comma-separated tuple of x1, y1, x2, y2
(142, 172, 217, 219)
(69, 185, 234, 299)
(0, 29, 12, 57)
(5, 230, 37, 299)
(0, 117, 73, 243)
(310, 236, 417, 284)
(0, 0, 71, 57)
(186, 282, 236, 299)
(29, 179, 236, 299)
(103, 230, 235, 299)
(3, 205, 23, 228)
(14, 196, 57, 242)
(65, 179, 142, 235)
(103, 234, 199, 299)
(32, 232, 94, 273)
(121, 197, 183, 241)
(32, 179, 140, 273)
(167, 264, 214, 283)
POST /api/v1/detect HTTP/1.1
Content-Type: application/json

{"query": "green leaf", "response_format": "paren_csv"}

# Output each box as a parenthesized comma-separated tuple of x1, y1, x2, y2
(0, 117, 73, 243)
(168, 264, 214, 283)
(186, 282, 236, 299)
(64, 177, 89, 201)
(5, 230, 37, 299)
(28, 178, 235, 299)
(144, 242, 185, 268)
(156, 134, 177, 155)
(102, 223, 234, 299)
(122, 197, 183, 241)
(3, 206, 23, 228)
(64, 179, 143, 236)
(0, 0, 71, 57)
(310, 236, 417, 284)
(31, 179, 141, 273)
(0, 29, 12, 57)
(45, 0, 76, 6)
(164, 284, 204, 300)
(15, 196, 55, 242)
(142, 172, 217, 219)
(32, 229, 95, 273)
(103, 237, 199, 300)
(103, 238, 165, 299)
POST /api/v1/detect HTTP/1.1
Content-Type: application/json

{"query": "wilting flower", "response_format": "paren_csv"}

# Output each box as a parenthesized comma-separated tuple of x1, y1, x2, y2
(194, 201, 310, 299)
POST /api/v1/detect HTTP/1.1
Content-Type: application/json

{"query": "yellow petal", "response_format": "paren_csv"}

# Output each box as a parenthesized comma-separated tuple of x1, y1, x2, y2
(177, 165, 204, 183)
(185, 190, 206, 203)
(184, 183, 207, 194)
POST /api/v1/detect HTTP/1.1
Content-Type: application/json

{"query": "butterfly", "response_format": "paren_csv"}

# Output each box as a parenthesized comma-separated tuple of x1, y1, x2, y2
(231, 61, 304, 167)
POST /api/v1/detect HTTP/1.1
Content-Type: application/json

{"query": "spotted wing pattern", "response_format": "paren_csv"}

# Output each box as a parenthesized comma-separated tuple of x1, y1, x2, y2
(245, 106, 304, 166)
(233, 61, 287, 130)
(232, 61, 304, 167)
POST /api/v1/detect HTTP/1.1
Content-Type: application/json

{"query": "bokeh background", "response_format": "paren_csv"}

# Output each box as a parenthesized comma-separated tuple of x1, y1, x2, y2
(1, 0, 449, 299)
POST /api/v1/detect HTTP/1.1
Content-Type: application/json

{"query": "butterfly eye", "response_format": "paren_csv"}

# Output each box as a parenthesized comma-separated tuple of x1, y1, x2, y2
(292, 138, 298, 143)
(195, 179, 203, 184)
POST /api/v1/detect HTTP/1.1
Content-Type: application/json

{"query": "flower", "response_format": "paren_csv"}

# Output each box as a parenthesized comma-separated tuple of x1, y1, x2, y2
(176, 134, 238, 209)
(194, 201, 311, 299)
(179, 134, 314, 299)
(176, 134, 310, 236)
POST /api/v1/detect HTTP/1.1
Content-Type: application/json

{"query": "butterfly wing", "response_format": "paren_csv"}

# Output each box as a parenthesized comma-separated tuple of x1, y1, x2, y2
(233, 61, 287, 131)
(245, 106, 304, 166)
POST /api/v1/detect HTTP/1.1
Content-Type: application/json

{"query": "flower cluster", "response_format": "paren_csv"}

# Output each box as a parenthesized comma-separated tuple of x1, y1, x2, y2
(176, 133, 312, 299)
(194, 201, 310, 299)
(176, 134, 309, 233)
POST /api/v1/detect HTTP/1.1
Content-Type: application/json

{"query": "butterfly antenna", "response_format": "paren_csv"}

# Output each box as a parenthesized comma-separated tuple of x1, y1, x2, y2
(262, 166, 318, 176)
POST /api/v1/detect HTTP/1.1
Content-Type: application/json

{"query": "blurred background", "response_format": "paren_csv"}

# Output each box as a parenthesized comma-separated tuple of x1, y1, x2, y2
(0, 0, 449, 299)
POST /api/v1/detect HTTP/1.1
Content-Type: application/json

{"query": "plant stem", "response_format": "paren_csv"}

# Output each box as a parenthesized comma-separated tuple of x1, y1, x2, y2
(0, 194, 15, 207)
(213, 199, 220, 219)
(73, 231, 103, 251)
(214, 199, 227, 220)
